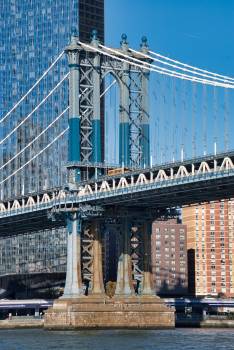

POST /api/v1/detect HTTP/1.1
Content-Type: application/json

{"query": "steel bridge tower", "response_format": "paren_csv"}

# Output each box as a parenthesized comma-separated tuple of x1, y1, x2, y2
(65, 28, 151, 183)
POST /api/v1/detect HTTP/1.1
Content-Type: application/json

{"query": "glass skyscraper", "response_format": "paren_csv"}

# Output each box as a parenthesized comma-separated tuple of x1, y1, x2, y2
(0, 0, 104, 278)
(0, 0, 104, 199)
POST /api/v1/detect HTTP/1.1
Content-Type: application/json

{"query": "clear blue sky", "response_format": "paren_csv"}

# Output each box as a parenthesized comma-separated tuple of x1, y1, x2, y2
(105, 0, 234, 163)
(105, 0, 234, 77)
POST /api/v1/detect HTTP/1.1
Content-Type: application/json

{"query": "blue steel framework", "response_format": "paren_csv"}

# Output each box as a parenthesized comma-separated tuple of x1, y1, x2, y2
(66, 30, 151, 185)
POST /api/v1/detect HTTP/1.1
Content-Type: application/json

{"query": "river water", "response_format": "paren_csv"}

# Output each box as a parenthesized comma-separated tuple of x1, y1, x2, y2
(0, 328, 234, 349)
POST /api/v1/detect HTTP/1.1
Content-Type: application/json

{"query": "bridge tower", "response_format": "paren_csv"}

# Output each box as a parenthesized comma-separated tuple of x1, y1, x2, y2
(44, 28, 174, 329)
(65, 28, 151, 183)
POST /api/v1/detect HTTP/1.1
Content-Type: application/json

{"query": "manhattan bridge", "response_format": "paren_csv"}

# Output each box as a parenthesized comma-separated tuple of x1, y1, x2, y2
(0, 28, 234, 298)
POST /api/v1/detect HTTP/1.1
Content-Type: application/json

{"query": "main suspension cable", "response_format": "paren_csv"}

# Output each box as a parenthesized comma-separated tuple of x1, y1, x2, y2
(0, 51, 64, 124)
(148, 49, 234, 83)
(0, 127, 69, 186)
(129, 47, 234, 86)
(0, 73, 69, 145)
(97, 43, 233, 88)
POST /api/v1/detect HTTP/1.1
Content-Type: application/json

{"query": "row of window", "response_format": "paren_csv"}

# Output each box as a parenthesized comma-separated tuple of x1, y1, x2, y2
(155, 228, 185, 233)
(156, 260, 185, 265)
(156, 280, 186, 285)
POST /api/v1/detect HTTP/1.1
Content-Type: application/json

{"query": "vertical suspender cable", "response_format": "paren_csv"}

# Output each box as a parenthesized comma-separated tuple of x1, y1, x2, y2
(193, 81, 197, 158)
(174, 77, 178, 161)
(214, 86, 217, 154)
(181, 79, 187, 161)
(225, 88, 229, 151)
(203, 84, 207, 155)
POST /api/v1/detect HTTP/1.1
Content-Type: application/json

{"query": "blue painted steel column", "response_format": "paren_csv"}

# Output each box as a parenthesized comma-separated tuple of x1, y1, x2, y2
(119, 34, 130, 167)
(91, 30, 101, 167)
(64, 27, 81, 182)
(140, 37, 150, 168)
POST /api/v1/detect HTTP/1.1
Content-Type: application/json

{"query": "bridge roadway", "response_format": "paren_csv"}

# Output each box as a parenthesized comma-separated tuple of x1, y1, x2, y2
(1, 150, 234, 236)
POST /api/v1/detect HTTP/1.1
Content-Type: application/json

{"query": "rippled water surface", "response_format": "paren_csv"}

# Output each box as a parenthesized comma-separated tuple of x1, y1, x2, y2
(1, 328, 234, 350)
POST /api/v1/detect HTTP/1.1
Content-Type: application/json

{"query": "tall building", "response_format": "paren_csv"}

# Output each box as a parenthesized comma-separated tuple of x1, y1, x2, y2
(0, 1, 104, 283)
(151, 220, 188, 296)
(183, 200, 234, 297)
(0, 0, 104, 198)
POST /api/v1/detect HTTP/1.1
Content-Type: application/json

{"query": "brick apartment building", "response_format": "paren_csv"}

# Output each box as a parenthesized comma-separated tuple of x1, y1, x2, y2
(183, 200, 234, 297)
(151, 220, 188, 296)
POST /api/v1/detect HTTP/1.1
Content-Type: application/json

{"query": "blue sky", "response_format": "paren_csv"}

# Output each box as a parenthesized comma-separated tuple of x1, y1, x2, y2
(104, 0, 234, 163)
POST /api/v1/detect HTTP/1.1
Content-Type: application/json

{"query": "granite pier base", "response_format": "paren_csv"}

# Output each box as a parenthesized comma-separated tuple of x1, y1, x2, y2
(44, 295, 175, 330)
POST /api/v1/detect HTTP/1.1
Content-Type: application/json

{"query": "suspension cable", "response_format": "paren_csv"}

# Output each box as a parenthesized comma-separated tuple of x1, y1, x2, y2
(148, 49, 234, 83)
(0, 81, 116, 183)
(0, 51, 64, 124)
(129, 47, 234, 86)
(97, 43, 233, 88)
(0, 73, 69, 145)
(0, 127, 69, 185)
(0, 107, 69, 171)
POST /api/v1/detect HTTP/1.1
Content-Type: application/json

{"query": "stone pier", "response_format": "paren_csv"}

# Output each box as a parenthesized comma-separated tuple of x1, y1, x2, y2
(44, 215, 175, 330)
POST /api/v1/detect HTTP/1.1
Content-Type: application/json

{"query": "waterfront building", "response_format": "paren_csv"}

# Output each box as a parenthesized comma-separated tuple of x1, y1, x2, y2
(183, 200, 234, 297)
(151, 220, 188, 296)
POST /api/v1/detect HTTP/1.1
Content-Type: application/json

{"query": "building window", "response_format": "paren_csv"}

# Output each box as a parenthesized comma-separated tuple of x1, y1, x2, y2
(181, 280, 185, 285)
(171, 261, 175, 265)
(221, 260, 225, 264)
(171, 235, 175, 239)
(156, 228, 160, 232)
(172, 274, 175, 278)
(165, 235, 169, 239)
(180, 235, 185, 239)
(210, 221, 215, 225)
(171, 241, 175, 246)
(165, 254, 169, 258)
(156, 241, 161, 246)
(165, 280, 169, 285)
(171, 254, 175, 258)
(180, 248, 184, 252)
(156, 254, 161, 258)
(180, 261, 185, 265)
(180, 229, 185, 233)
(172, 280, 175, 284)
(165, 241, 169, 245)
(165, 248, 169, 252)
(180, 268, 185, 272)
(211, 232, 215, 236)
(211, 266, 216, 270)
(180, 242, 184, 246)
(220, 238, 225, 242)
(156, 280, 161, 284)
(171, 229, 175, 233)
(165, 261, 169, 265)
(180, 254, 185, 258)
(156, 247, 160, 251)
(221, 243, 225, 248)
(156, 273, 161, 277)
(180, 274, 185, 278)
(156, 267, 161, 271)
(156, 260, 161, 264)
(171, 248, 175, 252)
(165, 273, 169, 278)
(156, 235, 161, 239)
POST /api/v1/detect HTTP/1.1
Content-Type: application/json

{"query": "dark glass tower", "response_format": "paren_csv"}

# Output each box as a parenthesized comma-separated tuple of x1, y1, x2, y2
(0, 0, 104, 199)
